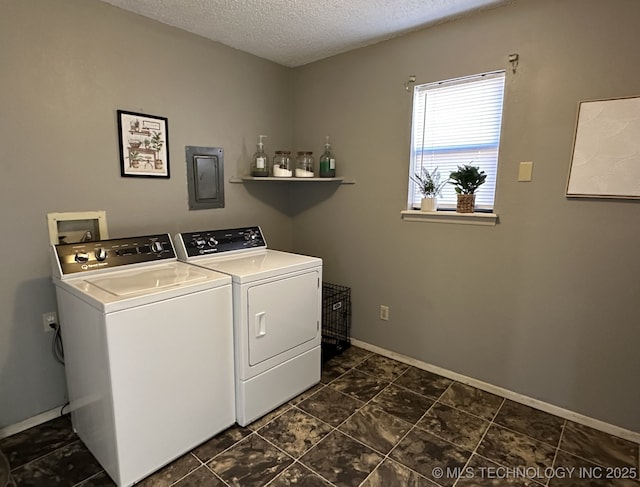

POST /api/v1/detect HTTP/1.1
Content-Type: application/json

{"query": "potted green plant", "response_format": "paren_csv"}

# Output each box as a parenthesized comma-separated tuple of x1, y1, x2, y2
(150, 131, 164, 169)
(128, 150, 143, 168)
(411, 166, 448, 212)
(449, 164, 487, 213)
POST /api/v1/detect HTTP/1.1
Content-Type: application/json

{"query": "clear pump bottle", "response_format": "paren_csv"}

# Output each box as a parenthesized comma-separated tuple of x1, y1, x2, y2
(251, 135, 269, 177)
(319, 136, 336, 178)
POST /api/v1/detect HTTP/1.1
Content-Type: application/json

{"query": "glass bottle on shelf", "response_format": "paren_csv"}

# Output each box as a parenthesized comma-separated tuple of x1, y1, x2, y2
(272, 151, 293, 177)
(250, 135, 269, 177)
(295, 152, 315, 178)
(319, 136, 336, 178)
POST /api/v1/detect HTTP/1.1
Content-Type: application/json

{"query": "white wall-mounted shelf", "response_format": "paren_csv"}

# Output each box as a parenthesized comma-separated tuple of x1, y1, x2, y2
(230, 177, 355, 184)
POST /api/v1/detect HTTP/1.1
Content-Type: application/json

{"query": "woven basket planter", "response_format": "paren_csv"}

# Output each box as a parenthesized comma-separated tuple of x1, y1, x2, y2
(456, 194, 475, 213)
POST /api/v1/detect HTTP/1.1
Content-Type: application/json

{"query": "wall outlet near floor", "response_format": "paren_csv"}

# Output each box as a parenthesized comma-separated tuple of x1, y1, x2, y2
(380, 305, 389, 321)
(42, 312, 57, 332)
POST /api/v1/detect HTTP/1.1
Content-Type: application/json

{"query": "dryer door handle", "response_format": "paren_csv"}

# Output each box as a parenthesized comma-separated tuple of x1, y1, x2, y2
(255, 311, 267, 338)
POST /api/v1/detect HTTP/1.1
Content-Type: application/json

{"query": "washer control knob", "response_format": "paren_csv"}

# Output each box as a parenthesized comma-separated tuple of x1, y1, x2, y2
(151, 241, 164, 253)
(207, 237, 218, 247)
(75, 252, 90, 263)
(95, 248, 107, 261)
(195, 238, 206, 248)
(244, 230, 257, 241)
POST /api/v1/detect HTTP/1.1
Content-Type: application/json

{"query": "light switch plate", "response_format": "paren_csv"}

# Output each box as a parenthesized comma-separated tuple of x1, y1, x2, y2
(518, 161, 533, 181)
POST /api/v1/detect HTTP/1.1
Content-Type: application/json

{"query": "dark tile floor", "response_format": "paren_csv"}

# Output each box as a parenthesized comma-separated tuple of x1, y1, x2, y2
(1, 347, 639, 487)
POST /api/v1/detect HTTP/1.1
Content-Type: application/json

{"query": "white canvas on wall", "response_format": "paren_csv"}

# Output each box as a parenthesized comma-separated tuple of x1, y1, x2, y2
(566, 95, 640, 199)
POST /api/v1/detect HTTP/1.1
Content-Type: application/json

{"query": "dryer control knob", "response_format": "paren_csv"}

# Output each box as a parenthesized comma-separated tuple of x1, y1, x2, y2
(207, 237, 218, 247)
(75, 252, 90, 263)
(195, 238, 206, 248)
(95, 248, 107, 261)
(151, 241, 164, 253)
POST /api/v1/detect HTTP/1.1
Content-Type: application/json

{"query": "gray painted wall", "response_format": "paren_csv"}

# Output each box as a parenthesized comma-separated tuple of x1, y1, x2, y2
(291, 0, 640, 432)
(1, 0, 638, 434)
(0, 0, 294, 428)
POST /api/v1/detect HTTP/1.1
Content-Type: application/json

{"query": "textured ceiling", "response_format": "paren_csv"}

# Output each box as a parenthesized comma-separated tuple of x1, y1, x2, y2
(98, 0, 511, 67)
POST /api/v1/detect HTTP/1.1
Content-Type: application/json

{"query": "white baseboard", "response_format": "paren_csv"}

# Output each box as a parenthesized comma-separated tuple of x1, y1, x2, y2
(350, 338, 640, 444)
(0, 405, 66, 440)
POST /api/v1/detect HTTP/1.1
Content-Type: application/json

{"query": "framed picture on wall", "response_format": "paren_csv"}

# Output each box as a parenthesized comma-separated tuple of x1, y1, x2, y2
(566, 95, 640, 199)
(117, 110, 170, 178)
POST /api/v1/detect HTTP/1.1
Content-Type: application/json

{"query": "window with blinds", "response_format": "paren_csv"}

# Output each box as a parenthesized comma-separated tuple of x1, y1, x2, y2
(408, 71, 506, 211)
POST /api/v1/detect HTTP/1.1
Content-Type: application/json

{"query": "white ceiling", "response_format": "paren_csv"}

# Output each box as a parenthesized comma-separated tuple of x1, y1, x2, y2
(98, 0, 511, 67)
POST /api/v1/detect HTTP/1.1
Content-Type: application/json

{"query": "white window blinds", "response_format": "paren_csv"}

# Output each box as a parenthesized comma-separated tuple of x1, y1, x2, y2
(409, 71, 506, 210)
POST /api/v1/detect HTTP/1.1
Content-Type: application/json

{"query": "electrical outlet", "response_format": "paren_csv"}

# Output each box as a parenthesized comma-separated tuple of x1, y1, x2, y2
(380, 305, 389, 321)
(43, 311, 58, 332)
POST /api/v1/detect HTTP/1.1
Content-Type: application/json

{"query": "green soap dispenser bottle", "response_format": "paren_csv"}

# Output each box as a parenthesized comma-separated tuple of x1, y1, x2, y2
(251, 135, 269, 177)
(319, 136, 336, 178)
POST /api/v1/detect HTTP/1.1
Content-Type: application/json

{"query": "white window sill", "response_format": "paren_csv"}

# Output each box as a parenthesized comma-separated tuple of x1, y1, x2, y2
(401, 210, 498, 226)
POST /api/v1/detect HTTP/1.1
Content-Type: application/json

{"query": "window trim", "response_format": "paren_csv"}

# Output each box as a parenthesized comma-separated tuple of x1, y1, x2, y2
(407, 70, 506, 212)
(400, 209, 498, 226)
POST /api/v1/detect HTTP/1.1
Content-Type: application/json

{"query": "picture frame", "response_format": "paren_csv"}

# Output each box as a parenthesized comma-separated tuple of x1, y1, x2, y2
(117, 110, 170, 178)
(566, 95, 640, 199)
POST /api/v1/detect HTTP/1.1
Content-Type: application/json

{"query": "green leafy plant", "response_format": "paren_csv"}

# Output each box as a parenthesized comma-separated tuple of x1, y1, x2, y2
(149, 131, 164, 158)
(128, 150, 143, 167)
(411, 166, 449, 197)
(449, 164, 487, 194)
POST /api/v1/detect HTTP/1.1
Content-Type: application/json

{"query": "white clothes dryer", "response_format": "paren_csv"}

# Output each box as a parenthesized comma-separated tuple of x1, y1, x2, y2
(174, 226, 322, 426)
(51, 234, 235, 487)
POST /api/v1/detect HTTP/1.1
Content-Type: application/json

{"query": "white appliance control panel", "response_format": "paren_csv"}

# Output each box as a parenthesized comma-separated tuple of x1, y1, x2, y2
(52, 234, 175, 276)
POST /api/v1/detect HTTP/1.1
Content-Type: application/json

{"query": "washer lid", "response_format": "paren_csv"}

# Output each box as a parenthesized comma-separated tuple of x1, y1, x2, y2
(56, 261, 231, 312)
(197, 249, 322, 283)
(88, 265, 209, 296)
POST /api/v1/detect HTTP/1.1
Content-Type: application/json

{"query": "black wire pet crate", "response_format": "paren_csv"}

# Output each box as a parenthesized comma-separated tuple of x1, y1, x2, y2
(321, 282, 351, 361)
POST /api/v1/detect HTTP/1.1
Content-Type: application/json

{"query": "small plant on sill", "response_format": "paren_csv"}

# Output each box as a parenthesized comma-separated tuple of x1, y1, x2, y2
(449, 164, 486, 194)
(411, 166, 448, 197)
(448, 164, 487, 213)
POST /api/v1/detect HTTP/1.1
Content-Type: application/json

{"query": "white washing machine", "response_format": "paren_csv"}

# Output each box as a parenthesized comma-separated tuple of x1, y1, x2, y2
(51, 234, 235, 487)
(174, 226, 322, 426)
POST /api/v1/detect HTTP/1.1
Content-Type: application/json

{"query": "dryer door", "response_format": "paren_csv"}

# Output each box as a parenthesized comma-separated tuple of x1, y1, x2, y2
(247, 270, 319, 366)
